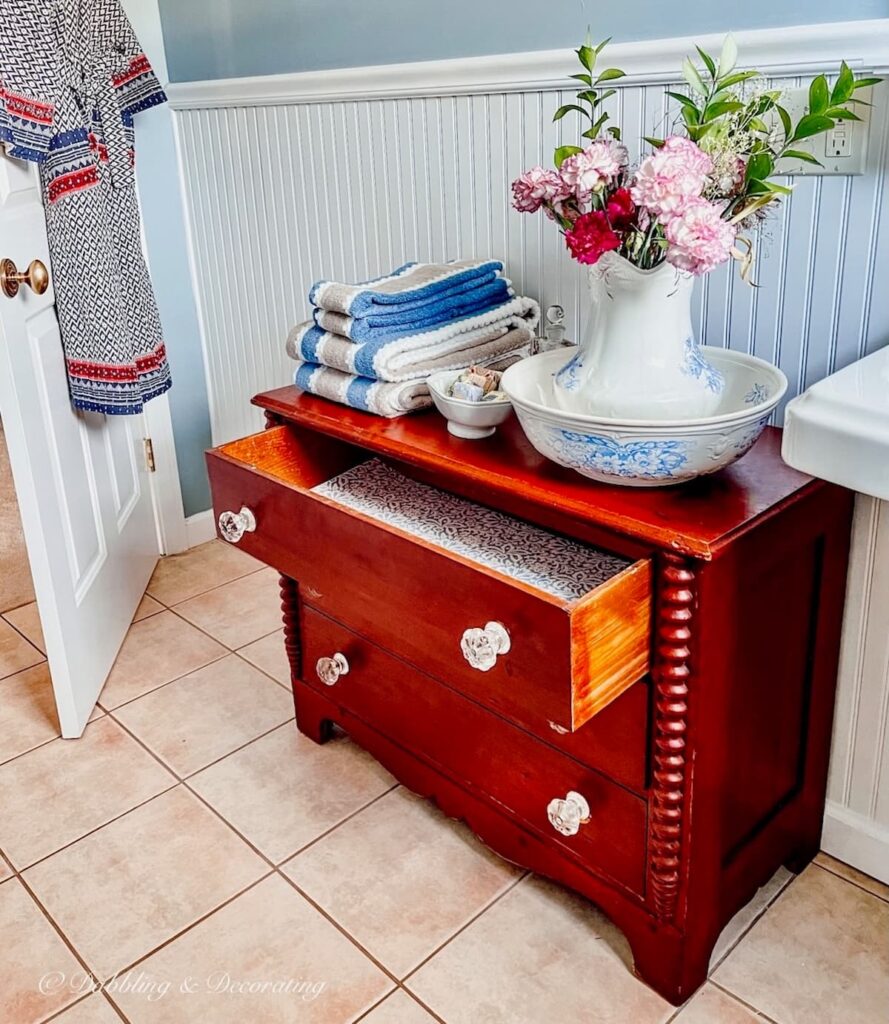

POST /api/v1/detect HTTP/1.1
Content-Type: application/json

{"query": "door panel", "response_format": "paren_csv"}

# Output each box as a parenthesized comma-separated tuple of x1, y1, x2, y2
(0, 152, 160, 736)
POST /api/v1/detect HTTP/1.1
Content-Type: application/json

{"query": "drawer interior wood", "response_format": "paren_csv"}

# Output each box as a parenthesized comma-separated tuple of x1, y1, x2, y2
(207, 424, 653, 733)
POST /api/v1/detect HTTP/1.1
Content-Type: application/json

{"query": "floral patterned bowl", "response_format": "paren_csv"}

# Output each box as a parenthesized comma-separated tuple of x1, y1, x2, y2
(500, 347, 787, 486)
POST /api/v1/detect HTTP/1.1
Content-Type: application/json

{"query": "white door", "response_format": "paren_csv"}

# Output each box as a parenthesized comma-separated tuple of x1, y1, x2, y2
(0, 151, 159, 738)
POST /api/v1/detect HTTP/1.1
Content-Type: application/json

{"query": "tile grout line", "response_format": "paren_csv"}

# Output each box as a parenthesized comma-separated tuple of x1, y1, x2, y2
(708, 979, 782, 1023)
(400, 869, 530, 986)
(706, 870, 797, 975)
(14, 871, 107, 1017)
(15, 779, 180, 875)
(145, 555, 266, 610)
(813, 858, 889, 904)
(90, 871, 277, 986)
(353, 986, 449, 1024)
(270, 782, 401, 866)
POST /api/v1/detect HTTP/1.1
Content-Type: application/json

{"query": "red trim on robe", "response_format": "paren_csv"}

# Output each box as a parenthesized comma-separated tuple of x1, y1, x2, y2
(47, 166, 100, 203)
(112, 54, 153, 88)
(1, 88, 55, 125)
(67, 344, 168, 384)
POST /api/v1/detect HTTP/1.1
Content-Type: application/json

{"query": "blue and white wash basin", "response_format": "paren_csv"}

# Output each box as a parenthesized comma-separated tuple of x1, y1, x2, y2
(501, 348, 787, 487)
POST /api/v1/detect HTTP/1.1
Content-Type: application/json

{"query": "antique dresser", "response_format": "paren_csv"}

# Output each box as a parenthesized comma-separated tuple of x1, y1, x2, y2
(206, 387, 853, 1005)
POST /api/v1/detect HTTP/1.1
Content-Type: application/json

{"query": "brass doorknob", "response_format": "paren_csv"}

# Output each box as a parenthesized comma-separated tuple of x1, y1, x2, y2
(1, 258, 50, 298)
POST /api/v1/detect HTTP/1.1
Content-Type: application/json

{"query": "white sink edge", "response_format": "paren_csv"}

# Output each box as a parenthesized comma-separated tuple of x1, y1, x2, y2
(781, 343, 889, 501)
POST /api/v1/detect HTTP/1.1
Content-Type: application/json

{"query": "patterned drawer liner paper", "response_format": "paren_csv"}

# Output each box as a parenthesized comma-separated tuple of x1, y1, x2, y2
(312, 458, 630, 601)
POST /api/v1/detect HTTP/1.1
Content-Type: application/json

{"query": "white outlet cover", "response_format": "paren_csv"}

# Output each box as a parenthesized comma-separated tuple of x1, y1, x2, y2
(775, 85, 871, 176)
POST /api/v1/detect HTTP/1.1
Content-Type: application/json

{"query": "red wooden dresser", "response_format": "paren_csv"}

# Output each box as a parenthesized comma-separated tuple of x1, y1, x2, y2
(206, 387, 853, 1005)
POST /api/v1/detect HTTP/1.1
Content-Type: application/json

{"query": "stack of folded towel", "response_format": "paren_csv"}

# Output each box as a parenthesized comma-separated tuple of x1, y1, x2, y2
(287, 259, 539, 417)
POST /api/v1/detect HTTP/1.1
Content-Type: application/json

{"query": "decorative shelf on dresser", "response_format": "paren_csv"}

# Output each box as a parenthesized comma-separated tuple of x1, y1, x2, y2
(206, 387, 854, 1005)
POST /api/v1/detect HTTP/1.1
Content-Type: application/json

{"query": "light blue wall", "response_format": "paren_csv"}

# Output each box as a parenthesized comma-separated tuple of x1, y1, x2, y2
(134, 104, 212, 517)
(158, 0, 888, 81)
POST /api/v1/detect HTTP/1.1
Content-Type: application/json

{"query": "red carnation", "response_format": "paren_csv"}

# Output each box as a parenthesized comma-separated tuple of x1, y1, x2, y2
(606, 187, 636, 229)
(564, 211, 621, 265)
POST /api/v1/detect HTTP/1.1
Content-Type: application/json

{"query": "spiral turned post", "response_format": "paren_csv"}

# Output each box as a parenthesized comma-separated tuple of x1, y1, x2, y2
(279, 575, 301, 686)
(648, 552, 696, 921)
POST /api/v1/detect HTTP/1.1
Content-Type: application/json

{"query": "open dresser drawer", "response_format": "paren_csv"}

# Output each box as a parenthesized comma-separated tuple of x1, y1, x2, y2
(206, 423, 653, 734)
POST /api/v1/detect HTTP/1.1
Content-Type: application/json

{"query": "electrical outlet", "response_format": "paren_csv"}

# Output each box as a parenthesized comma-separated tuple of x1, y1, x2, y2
(825, 123, 852, 158)
(773, 85, 871, 176)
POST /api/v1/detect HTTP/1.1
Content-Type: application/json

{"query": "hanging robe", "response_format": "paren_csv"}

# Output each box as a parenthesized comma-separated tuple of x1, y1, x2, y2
(0, 0, 172, 414)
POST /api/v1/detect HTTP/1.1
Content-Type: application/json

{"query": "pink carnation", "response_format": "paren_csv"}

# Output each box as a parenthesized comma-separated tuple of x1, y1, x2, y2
(511, 166, 572, 213)
(664, 196, 736, 275)
(560, 139, 627, 197)
(630, 136, 713, 218)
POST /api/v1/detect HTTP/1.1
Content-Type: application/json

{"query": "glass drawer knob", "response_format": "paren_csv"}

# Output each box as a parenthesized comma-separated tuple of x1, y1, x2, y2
(218, 506, 256, 544)
(316, 652, 349, 686)
(547, 791, 591, 837)
(460, 621, 510, 672)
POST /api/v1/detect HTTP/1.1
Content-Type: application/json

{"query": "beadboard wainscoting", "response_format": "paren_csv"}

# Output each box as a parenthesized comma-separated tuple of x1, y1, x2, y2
(825, 495, 889, 883)
(167, 20, 889, 877)
(167, 20, 889, 447)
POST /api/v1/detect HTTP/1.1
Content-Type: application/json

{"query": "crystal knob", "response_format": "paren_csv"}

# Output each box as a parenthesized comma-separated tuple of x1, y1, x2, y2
(316, 652, 349, 686)
(218, 506, 256, 544)
(546, 791, 591, 837)
(460, 621, 510, 672)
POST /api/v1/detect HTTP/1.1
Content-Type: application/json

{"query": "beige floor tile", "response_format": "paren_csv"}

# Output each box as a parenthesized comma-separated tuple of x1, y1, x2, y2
(361, 990, 438, 1023)
(3, 602, 45, 653)
(175, 568, 282, 649)
(147, 539, 260, 606)
(98, 610, 226, 710)
(672, 983, 762, 1022)
(0, 617, 43, 679)
(0, 663, 59, 765)
(55, 994, 125, 1022)
(0, 716, 175, 868)
(710, 866, 793, 968)
(25, 787, 267, 980)
(112, 874, 392, 1023)
(815, 851, 889, 902)
(133, 594, 164, 622)
(407, 874, 672, 1024)
(0, 859, 12, 882)
(714, 864, 889, 1024)
(0, 878, 85, 1023)
(190, 723, 394, 863)
(283, 788, 521, 978)
(114, 654, 294, 776)
(237, 630, 291, 687)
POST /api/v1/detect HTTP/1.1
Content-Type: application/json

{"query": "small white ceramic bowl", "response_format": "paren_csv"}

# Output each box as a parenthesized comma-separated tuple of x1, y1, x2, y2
(500, 348, 788, 486)
(428, 369, 514, 439)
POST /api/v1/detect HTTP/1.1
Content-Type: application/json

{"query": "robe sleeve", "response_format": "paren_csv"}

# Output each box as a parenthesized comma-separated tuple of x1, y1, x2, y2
(0, 1, 61, 162)
(107, 2, 167, 122)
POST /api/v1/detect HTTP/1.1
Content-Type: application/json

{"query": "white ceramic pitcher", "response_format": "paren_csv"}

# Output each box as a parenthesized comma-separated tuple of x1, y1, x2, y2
(552, 252, 725, 420)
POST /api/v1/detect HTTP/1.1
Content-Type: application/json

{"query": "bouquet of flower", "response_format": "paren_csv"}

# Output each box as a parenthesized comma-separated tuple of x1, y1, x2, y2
(512, 35, 880, 278)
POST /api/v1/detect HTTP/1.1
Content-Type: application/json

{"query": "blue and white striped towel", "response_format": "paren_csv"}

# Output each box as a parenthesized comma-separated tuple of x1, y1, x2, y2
(312, 276, 513, 341)
(293, 362, 433, 417)
(288, 297, 538, 382)
(309, 259, 505, 317)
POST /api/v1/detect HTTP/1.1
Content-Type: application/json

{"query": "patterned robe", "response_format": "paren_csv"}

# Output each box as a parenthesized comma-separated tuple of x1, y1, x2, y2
(0, 0, 171, 414)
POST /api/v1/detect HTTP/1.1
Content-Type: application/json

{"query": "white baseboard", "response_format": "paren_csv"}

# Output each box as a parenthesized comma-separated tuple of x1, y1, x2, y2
(822, 801, 889, 885)
(185, 508, 217, 548)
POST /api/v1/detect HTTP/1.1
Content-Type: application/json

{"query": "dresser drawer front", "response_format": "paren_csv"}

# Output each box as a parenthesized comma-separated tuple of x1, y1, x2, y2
(300, 605, 647, 895)
(207, 425, 652, 734)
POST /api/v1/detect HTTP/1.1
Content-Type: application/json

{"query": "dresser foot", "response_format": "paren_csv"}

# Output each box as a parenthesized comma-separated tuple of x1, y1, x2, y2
(628, 927, 713, 1006)
(783, 843, 818, 875)
(293, 683, 335, 744)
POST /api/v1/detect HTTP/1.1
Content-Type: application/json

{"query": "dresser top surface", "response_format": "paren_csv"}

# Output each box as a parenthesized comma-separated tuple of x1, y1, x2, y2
(253, 387, 820, 559)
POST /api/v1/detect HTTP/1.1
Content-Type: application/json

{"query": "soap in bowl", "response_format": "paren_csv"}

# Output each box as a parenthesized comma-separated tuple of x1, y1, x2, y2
(427, 368, 514, 439)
